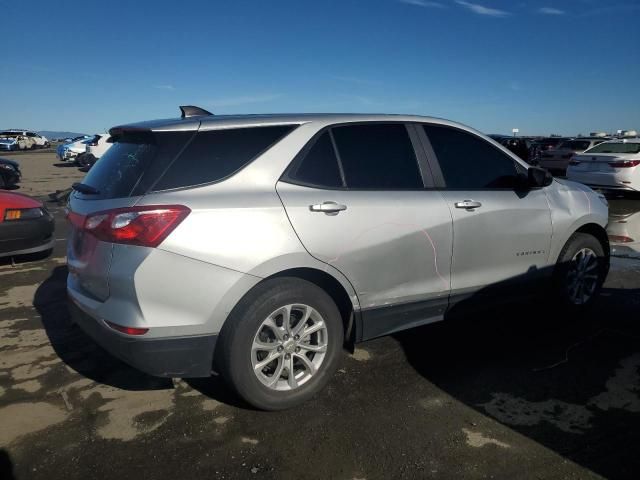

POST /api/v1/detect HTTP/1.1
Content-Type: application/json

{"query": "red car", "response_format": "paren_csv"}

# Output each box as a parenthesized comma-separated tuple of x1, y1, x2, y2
(0, 191, 55, 258)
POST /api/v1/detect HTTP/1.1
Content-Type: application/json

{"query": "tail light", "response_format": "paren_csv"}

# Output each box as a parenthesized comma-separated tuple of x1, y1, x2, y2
(68, 205, 190, 247)
(105, 321, 149, 336)
(608, 235, 634, 243)
(608, 160, 640, 168)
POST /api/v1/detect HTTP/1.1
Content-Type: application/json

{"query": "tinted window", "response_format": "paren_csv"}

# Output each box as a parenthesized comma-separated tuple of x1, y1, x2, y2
(154, 125, 295, 190)
(80, 131, 192, 200)
(331, 124, 422, 189)
(588, 142, 640, 154)
(424, 125, 519, 189)
(289, 132, 343, 188)
(560, 140, 591, 151)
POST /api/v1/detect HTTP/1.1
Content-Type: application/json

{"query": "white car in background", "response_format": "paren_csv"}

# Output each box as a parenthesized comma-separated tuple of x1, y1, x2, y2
(567, 139, 640, 192)
(77, 134, 112, 169)
(0, 130, 49, 149)
(538, 138, 607, 174)
(607, 205, 640, 258)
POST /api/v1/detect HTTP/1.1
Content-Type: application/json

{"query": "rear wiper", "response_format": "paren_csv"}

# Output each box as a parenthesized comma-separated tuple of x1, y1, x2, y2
(72, 182, 100, 195)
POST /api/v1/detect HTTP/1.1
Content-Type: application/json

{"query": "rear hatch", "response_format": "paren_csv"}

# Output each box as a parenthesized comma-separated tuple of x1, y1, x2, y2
(67, 129, 195, 301)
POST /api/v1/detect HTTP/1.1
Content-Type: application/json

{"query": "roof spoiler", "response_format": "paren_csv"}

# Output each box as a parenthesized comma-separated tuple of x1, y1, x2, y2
(179, 105, 213, 118)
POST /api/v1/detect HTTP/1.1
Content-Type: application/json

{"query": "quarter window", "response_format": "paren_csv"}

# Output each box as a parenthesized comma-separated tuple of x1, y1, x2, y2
(331, 124, 423, 189)
(423, 125, 520, 189)
(153, 125, 296, 191)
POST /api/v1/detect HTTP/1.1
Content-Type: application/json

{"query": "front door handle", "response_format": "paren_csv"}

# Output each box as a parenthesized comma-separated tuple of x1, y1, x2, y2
(455, 200, 482, 209)
(309, 201, 347, 215)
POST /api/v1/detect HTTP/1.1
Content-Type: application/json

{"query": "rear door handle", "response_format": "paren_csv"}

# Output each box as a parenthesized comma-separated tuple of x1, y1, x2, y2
(309, 201, 347, 215)
(455, 200, 482, 209)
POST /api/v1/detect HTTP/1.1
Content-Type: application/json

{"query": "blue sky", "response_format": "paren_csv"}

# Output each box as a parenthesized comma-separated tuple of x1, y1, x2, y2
(1, 0, 639, 135)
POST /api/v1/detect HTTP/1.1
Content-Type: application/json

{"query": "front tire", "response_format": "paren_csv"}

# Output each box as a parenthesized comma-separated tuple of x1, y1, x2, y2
(217, 278, 344, 410)
(553, 232, 607, 308)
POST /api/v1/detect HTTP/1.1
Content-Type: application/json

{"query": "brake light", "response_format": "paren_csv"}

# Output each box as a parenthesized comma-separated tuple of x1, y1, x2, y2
(71, 205, 190, 247)
(105, 321, 149, 336)
(608, 235, 634, 243)
(608, 160, 640, 168)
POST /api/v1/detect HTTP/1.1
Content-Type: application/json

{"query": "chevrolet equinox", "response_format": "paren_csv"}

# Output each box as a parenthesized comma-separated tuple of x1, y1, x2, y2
(67, 106, 610, 410)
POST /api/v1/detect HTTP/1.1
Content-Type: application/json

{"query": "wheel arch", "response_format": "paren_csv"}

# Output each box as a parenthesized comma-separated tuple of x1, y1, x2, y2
(574, 222, 610, 258)
(266, 267, 360, 349)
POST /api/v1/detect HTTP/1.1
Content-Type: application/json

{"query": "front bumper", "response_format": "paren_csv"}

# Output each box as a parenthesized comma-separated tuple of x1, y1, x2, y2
(68, 299, 217, 378)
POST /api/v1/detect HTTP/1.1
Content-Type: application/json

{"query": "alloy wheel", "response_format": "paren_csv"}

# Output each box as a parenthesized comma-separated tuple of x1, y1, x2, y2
(566, 247, 599, 305)
(251, 304, 328, 391)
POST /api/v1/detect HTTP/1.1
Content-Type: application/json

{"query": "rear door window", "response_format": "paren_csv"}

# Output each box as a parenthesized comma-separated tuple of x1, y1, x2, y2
(153, 125, 296, 191)
(331, 124, 423, 189)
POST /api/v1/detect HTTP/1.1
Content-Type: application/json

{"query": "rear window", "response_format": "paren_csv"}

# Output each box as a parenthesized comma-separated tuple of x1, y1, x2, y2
(152, 125, 296, 191)
(587, 142, 640, 154)
(79, 131, 193, 200)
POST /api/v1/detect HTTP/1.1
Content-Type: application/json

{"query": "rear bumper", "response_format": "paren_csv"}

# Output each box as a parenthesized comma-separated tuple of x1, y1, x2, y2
(68, 299, 217, 378)
(567, 171, 638, 191)
(0, 214, 55, 257)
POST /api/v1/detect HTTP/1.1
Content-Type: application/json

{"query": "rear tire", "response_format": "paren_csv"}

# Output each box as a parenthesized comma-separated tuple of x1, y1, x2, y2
(217, 278, 344, 410)
(553, 232, 607, 309)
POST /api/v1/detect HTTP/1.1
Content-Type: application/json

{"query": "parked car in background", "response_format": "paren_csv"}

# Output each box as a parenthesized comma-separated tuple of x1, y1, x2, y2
(607, 202, 640, 258)
(501, 137, 534, 163)
(530, 137, 570, 164)
(539, 138, 608, 175)
(0, 158, 21, 189)
(0, 131, 31, 151)
(77, 134, 112, 170)
(67, 107, 609, 411)
(0, 130, 49, 149)
(0, 191, 54, 258)
(567, 139, 640, 192)
(57, 136, 92, 162)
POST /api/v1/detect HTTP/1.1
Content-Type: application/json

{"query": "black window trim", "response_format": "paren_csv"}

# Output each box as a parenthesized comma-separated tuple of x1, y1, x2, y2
(280, 121, 434, 191)
(417, 122, 530, 191)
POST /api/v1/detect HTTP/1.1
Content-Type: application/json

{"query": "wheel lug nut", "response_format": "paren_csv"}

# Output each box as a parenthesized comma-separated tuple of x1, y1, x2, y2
(277, 346, 283, 352)
(285, 353, 291, 359)
(283, 334, 289, 340)
(295, 347, 300, 353)
(294, 335, 299, 340)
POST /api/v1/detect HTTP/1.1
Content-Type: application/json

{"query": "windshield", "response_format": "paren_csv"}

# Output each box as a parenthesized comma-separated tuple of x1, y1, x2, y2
(587, 142, 640, 154)
(0, 132, 20, 137)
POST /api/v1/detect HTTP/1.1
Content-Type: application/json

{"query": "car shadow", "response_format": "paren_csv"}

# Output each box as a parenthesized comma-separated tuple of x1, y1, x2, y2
(34, 266, 172, 392)
(0, 450, 15, 480)
(0, 185, 20, 191)
(53, 162, 77, 168)
(394, 285, 640, 480)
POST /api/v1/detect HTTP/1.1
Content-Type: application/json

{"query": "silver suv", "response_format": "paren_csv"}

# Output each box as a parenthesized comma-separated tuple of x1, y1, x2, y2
(67, 106, 610, 410)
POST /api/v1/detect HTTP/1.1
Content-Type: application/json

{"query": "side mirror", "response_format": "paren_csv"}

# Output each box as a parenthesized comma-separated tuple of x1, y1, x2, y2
(528, 166, 553, 188)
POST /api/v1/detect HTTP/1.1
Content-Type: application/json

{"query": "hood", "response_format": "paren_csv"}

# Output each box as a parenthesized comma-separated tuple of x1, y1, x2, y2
(0, 138, 17, 144)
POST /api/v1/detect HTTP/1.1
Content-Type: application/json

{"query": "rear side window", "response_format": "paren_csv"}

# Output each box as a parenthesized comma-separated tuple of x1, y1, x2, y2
(79, 131, 192, 200)
(424, 125, 519, 189)
(288, 132, 343, 188)
(331, 124, 422, 189)
(153, 125, 296, 191)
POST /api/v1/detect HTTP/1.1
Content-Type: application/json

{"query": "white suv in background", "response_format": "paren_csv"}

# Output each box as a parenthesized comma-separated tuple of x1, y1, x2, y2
(77, 134, 112, 169)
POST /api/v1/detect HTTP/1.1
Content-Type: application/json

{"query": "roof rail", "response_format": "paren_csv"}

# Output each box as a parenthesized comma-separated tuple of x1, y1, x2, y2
(179, 105, 213, 118)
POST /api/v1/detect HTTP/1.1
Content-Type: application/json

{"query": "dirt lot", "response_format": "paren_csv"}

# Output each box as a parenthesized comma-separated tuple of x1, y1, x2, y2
(1, 152, 640, 479)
